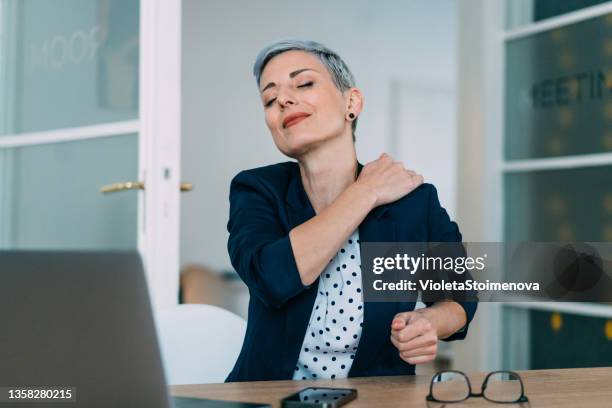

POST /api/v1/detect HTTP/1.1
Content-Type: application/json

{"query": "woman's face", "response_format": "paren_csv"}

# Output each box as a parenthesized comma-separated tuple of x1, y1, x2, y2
(259, 50, 356, 157)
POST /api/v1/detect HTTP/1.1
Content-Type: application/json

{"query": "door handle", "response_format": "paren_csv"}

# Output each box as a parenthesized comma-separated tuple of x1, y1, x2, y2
(101, 181, 194, 194)
(100, 181, 145, 194)
(180, 182, 194, 192)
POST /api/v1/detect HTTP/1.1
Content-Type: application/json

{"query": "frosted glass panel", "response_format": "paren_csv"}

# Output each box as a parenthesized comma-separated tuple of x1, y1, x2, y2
(505, 0, 609, 29)
(504, 166, 612, 241)
(0, 0, 139, 135)
(0, 134, 138, 249)
(505, 13, 612, 160)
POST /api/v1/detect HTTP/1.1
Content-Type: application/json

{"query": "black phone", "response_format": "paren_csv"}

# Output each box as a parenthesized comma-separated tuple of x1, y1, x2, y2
(280, 387, 357, 408)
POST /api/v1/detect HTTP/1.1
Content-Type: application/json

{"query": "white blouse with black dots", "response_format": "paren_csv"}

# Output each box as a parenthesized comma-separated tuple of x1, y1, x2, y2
(293, 229, 364, 380)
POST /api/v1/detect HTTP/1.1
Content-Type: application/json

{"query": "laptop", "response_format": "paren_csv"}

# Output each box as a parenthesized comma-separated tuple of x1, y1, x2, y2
(0, 251, 269, 408)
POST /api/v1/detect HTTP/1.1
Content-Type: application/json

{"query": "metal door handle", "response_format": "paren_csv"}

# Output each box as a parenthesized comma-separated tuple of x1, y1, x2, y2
(180, 182, 194, 192)
(100, 181, 145, 194)
(101, 181, 193, 194)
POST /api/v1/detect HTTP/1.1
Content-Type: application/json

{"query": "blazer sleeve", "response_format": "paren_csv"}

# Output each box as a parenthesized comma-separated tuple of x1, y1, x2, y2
(424, 184, 478, 342)
(227, 171, 309, 309)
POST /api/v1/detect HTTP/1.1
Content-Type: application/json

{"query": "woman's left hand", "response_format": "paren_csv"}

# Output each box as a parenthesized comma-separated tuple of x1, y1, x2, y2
(390, 310, 438, 365)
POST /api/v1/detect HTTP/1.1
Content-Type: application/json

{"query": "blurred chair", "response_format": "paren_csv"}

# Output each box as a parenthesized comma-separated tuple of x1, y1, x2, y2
(180, 264, 226, 305)
(180, 263, 249, 319)
(157, 304, 246, 385)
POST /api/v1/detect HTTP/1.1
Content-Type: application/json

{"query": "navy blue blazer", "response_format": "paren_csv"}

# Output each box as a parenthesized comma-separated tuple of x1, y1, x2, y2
(225, 161, 477, 382)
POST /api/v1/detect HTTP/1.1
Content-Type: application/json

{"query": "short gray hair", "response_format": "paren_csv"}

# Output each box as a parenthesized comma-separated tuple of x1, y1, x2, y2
(253, 39, 358, 138)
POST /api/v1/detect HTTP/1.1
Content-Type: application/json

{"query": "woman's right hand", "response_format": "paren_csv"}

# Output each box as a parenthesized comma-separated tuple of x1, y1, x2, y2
(355, 153, 424, 207)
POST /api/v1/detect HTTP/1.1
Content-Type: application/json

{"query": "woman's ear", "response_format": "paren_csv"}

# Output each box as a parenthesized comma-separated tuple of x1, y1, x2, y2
(346, 87, 364, 118)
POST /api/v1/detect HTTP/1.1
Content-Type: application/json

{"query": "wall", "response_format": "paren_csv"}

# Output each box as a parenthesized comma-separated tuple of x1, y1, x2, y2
(181, 0, 460, 272)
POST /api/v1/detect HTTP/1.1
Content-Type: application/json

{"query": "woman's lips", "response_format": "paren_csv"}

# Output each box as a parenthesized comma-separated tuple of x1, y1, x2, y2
(283, 114, 310, 128)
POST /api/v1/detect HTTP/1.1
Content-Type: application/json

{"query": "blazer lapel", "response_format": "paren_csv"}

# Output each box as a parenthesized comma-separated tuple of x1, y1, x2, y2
(282, 164, 319, 377)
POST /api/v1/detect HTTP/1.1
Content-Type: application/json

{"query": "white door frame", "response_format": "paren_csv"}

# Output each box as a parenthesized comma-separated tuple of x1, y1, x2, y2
(139, 0, 182, 310)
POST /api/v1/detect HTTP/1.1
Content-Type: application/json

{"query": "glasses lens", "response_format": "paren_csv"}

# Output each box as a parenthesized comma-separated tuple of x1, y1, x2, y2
(431, 371, 470, 402)
(483, 371, 523, 402)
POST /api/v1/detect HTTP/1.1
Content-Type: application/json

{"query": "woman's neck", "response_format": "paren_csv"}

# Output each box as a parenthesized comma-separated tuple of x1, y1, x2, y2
(298, 135, 358, 214)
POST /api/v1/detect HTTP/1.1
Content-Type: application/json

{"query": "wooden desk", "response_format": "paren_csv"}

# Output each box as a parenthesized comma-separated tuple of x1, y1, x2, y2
(171, 366, 612, 407)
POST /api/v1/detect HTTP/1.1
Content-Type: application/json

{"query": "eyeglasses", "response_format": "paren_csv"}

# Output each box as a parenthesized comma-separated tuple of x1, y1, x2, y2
(426, 370, 529, 404)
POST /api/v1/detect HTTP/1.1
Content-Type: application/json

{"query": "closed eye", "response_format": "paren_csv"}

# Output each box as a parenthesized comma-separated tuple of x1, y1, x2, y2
(264, 82, 313, 108)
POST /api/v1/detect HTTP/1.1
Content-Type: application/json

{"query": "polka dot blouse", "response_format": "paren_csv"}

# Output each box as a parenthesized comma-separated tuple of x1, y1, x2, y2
(293, 229, 364, 380)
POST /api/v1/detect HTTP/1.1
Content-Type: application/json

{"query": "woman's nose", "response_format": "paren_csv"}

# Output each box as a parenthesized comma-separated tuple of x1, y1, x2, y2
(277, 91, 296, 107)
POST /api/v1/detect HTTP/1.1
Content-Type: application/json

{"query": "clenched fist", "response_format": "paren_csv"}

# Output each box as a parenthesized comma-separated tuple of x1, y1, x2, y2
(390, 310, 438, 365)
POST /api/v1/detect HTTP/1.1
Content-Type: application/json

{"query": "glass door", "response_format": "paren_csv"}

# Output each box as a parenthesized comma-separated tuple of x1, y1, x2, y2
(0, 0, 183, 309)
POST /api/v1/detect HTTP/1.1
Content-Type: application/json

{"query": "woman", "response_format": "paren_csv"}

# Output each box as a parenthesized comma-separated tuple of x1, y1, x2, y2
(226, 39, 477, 382)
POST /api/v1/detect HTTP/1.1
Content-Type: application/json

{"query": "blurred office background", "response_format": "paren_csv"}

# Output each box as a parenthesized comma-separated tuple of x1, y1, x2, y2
(1, 0, 611, 381)
(180, 0, 612, 373)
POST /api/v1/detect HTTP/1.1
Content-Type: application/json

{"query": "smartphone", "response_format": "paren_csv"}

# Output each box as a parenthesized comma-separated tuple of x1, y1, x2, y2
(281, 387, 357, 408)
